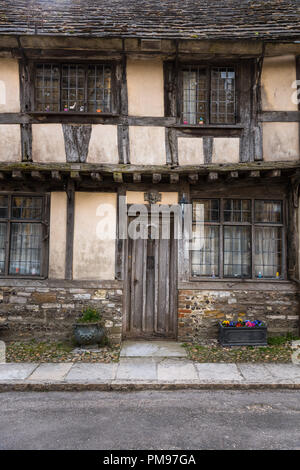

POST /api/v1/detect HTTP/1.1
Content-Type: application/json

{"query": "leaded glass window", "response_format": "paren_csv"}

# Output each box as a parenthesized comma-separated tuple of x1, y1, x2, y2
(0, 195, 47, 277)
(191, 199, 284, 279)
(182, 65, 236, 125)
(35, 63, 112, 113)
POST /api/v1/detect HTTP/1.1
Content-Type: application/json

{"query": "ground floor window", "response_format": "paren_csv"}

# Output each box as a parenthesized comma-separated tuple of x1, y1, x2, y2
(191, 198, 284, 279)
(0, 194, 48, 277)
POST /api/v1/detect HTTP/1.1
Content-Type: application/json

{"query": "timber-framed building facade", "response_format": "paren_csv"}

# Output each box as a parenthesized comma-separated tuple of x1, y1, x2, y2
(0, 0, 299, 343)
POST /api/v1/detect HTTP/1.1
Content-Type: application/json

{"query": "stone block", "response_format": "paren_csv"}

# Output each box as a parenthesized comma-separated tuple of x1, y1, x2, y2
(0, 341, 5, 363)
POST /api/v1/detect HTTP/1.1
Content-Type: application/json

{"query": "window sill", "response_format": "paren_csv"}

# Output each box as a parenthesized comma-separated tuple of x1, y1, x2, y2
(27, 112, 119, 118)
(174, 124, 244, 130)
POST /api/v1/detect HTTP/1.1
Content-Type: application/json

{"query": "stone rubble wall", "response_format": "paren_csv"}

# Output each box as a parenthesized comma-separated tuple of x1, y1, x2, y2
(178, 288, 300, 342)
(0, 286, 122, 344)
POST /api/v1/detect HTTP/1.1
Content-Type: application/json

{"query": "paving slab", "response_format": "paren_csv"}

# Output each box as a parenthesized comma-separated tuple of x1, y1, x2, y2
(237, 364, 275, 383)
(27, 363, 73, 382)
(195, 363, 243, 382)
(120, 341, 187, 358)
(264, 364, 300, 381)
(157, 359, 198, 382)
(0, 341, 5, 363)
(116, 358, 157, 381)
(0, 363, 37, 381)
(65, 363, 117, 382)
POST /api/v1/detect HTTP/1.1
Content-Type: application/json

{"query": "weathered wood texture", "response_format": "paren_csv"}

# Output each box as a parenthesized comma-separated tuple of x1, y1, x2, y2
(125, 215, 177, 339)
(62, 124, 92, 163)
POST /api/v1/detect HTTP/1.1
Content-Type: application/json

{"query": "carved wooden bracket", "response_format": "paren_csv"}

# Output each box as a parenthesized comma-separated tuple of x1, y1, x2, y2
(144, 191, 162, 205)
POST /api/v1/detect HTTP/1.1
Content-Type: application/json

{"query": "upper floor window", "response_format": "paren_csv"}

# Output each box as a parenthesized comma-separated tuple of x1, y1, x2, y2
(0, 194, 48, 277)
(191, 198, 284, 280)
(34, 63, 112, 113)
(182, 65, 236, 125)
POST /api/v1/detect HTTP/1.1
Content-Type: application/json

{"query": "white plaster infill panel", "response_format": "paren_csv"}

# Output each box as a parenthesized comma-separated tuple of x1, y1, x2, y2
(212, 137, 240, 163)
(127, 59, 164, 117)
(129, 126, 166, 165)
(49, 192, 67, 279)
(0, 59, 20, 112)
(0, 125, 21, 162)
(32, 124, 66, 163)
(178, 138, 204, 165)
(263, 122, 299, 161)
(87, 125, 119, 163)
(261, 55, 298, 112)
(73, 192, 117, 280)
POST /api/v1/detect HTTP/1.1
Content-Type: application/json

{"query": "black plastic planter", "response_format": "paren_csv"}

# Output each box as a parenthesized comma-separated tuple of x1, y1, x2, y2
(219, 323, 267, 347)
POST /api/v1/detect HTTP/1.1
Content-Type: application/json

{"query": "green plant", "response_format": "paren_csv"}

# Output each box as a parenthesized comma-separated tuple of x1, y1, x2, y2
(268, 333, 300, 346)
(76, 307, 104, 326)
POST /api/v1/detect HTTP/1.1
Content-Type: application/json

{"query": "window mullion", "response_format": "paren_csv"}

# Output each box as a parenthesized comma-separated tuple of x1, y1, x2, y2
(4, 196, 11, 276)
(219, 198, 224, 278)
(251, 199, 255, 279)
(206, 66, 211, 125)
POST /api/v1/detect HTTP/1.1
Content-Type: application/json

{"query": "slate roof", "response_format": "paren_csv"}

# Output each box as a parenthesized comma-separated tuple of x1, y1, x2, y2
(0, 0, 299, 40)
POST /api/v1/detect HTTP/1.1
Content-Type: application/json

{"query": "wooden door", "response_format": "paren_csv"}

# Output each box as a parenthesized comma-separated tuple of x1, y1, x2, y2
(124, 216, 177, 339)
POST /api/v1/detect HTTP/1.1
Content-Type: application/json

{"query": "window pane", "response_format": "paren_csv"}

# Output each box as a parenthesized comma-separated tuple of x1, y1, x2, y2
(255, 227, 282, 279)
(255, 200, 282, 223)
(9, 223, 42, 276)
(182, 67, 207, 125)
(35, 64, 60, 112)
(191, 225, 219, 277)
(224, 199, 251, 222)
(224, 226, 251, 278)
(87, 65, 112, 113)
(193, 200, 219, 222)
(0, 196, 8, 218)
(0, 223, 6, 274)
(210, 67, 235, 124)
(12, 197, 43, 220)
(61, 64, 85, 112)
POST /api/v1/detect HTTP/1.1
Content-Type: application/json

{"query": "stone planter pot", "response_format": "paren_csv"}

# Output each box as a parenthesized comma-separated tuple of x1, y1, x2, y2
(219, 323, 267, 347)
(73, 322, 105, 346)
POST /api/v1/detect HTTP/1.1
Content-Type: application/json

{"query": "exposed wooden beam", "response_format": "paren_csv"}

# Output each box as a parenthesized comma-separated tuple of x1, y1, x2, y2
(207, 172, 218, 182)
(188, 173, 198, 184)
(70, 171, 81, 181)
(12, 170, 23, 180)
(91, 172, 103, 182)
(152, 173, 162, 184)
(51, 170, 62, 181)
(170, 174, 179, 184)
(266, 169, 281, 178)
(31, 171, 44, 180)
(113, 172, 123, 183)
(227, 171, 239, 180)
(249, 170, 260, 178)
(133, 173, 141, 183)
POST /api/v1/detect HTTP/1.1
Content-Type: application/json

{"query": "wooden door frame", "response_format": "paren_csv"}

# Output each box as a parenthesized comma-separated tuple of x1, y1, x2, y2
(122, 208, 178, 340)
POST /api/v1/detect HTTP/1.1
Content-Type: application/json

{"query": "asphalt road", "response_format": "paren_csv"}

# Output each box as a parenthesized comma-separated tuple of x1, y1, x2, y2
(0, 390, 299, 450)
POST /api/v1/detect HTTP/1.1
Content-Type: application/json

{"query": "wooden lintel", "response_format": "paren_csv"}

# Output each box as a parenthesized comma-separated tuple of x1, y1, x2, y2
(70, 171, 81, 180)
(152, 173, 162, 184)
(249, 170, 260, 178)
(91, 172, 103, 182)
(266, 169, 281, 178)
(207, 172, 218, 182)
(12, 170, 23, 180)
(51, 170, 61, 181)
(133, 173, 142, 183)
(227, 171, 239, 180)
(170, 174, 179, 184)
(113, 172, 123, 183)
(31, 171, 44, 180)
(188, 173, 198, 184)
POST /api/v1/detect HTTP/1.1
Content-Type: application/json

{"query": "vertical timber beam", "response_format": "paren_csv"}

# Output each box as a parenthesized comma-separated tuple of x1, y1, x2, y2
(19, 53, 33, 161)
(116, 185, 126, 280)
(65, 180, 75, 280)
